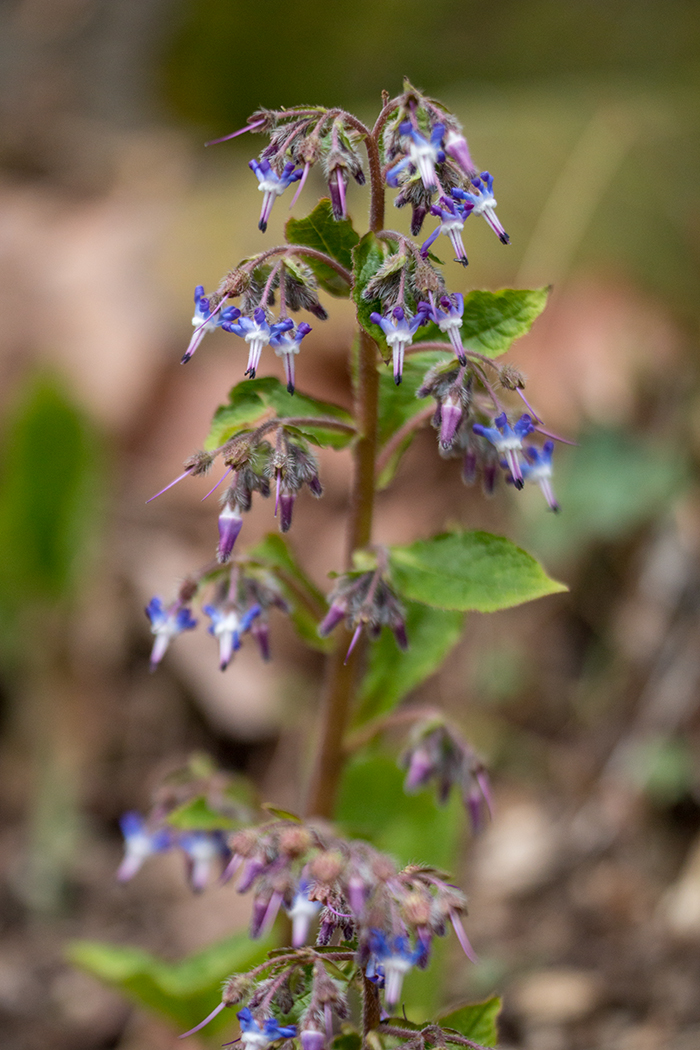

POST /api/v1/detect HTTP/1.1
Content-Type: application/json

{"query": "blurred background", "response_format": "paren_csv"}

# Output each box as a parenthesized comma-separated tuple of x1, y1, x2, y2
(1, 1, 700, 1048)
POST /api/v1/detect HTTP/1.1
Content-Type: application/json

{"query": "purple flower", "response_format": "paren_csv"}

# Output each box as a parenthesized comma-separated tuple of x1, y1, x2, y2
(366, 931, 425, 1007)
(237, 1007, 297, 1047)
(217, 502, 244, 563)
(179, 831, 230, 892)
(182, 286, 240, 364)
(203, 602, 261, 670)
(425, 293, 466, 363)
(270, 319, 312, 394)
(224, 307, 272, 378)
(249, 159, 303, 232)
(420, 196, 473, 266)
(472, 412, 534, 488)
(387, 122, 445, 191)
(286, 880, 322, 946)
(443, 129, 476, 177)
(521, 441, 559, 511)
(369, 305, 429, 385)
(328, 166, 348, 220)
(145, 598, 197, 670)
(452, 172, 509, 244)
(117, 812, 171, 882)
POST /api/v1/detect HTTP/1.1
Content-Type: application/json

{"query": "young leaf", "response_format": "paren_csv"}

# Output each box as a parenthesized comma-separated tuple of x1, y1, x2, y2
(165, 796, 242, 831)
(439, 996, 502, 1047)
(285, 199, 358, 297)
(352, 233, 394, 356)
(205, 377, 354, 452)
(354, 601, 464, 726)
(388, 530, 567, 612)
(414, 287, 550, 359)
(67, 933, 273, 1035)
(247, 532, 330, 652)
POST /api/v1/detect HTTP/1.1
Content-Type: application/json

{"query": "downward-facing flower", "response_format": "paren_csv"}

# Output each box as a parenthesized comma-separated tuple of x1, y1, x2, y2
(521, 441, 559, 511)
(117, 812, 171, 882)
(369, 305, 429, 385)
(182, 286, 240, 364)
(217, 501, 244, 563)
(179, 831, 231, 892)
(452, 172, 509, 244)
(224, 307, 272, 378)
(366, 931, 424, 1007)
(203, 601, 261, 670)
(145, 598, 197, 670)
(270, 319, 312, 394)
(237, 1007, 297, 1048)
(420, 196, 473, 265)
(472, 412, 534, 488)
(387, 122, 445, 191)
(425, 293, 466, 363)
(249, 158, 303, 232)
(287, 879, 323, 946)
(443, 128, 476, 177)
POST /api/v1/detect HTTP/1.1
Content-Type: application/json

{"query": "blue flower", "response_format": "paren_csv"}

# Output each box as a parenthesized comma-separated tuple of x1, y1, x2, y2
(472, 412, 534, 488)
(366, 931, 425, 1007)
(182, 286, 240, 364)
(369, 305, 429, 385)
(286, 879, 322, 946)
(269, 319, 312, 394)
(420, 196, 473, 266)
(117, 812, 171, 882)
(424, 292, 466, 363)
(203, 602, 261, 670)
(145, 598, 197, 670)
(387, 122, 445, 191)
(249, 159, 304, 232)
(179, 831, 231, 892)
(237, 1007, 297, 1047)
(521, 440, 559, 511)
(224, 307, 273, 378)
(452, 172, 509, 244)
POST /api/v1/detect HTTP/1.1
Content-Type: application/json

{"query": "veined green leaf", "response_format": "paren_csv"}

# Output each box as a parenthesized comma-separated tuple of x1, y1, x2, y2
(414, 287, 549, 359)
(439, 996, 501, 1047)
(388, 530, 567, 612)
(285, 200, 358, 297)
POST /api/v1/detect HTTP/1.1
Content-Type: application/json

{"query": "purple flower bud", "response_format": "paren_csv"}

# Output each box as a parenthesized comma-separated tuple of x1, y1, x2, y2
(439, 394, 463, 449)
(217, 504, 243, 562)
(278, 492, 295, 532)
(318, 601, 346, 638)
(301, 1028, 326, 1050)
(347, 874, 367, 917)
(404, 747, 435, 793)
(251, 619, 271, 661)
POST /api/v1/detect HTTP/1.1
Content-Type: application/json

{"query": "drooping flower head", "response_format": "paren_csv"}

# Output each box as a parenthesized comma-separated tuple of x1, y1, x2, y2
(224, 307, 273, 378)
(420, 196, 474, 265)
(270, 320, 312, 394)
(182, 286, 240, 364)
(423, 292, 466, 363)
(237, 1007, 297, 1048)
(145, 598, 197, 670)
(203, 601, 262, 670)
(369, 304, 429, 385)
(286, 878, 323, 947)
(472, 412, 535, 488)
(521, 440, 559, 512)
(386, 122, 445, 191)
(249, 159, 303, 232)
(452, 172, 509, 244)
(366, 931, 425, 1008)
(117, 812, 171, 882)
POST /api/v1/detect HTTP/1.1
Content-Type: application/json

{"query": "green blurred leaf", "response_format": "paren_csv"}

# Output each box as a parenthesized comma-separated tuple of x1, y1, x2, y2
(285, 200, 358, 297)
(439, 996, 501, 1047)
(352, 233, 395, 356)
(166, 796, 241, 831)
(415, 288, 549, 358)
(67, 933, 273, 1037)
(388, 530, 567, 612)
(376, 350, 448, 488)
(261, 803, 302, 821)
(354, 601, 464, 726)
(205, 377, 354, 452)
(0, 377, 102, 608)
(248, 532, 330, 651)
(332, 1031, 362, 1050)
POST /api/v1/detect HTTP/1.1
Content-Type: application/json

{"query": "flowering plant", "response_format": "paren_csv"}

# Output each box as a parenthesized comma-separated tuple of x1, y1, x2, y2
(71, 81, 567, 1049)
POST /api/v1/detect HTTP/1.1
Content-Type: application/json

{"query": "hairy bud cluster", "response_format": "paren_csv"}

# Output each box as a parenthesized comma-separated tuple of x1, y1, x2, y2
(318, 568, 408, 658)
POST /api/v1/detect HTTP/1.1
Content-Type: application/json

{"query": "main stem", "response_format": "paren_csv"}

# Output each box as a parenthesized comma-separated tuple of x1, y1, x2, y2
(304, 106, 386, 820)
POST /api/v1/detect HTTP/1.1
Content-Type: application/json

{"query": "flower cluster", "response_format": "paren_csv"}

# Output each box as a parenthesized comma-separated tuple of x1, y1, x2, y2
(117, 812, 230, 891)
(318, 563, 408, 661)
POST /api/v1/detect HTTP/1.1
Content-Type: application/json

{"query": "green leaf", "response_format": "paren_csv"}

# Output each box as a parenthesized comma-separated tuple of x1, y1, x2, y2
(205, 377, 354, 452)
(285, 199, 358, 297)
(388, 530, 567, 612)
(351, 233, 394, 356)
(354, 601, 464, 726)
(376, 350, 449, 488)
(261, 803, 302, 821)
(414, 287, 550, 359)
(166, 796, 242, 831)
(67, 933, 273, 1037)
(439, 996, 501, 1047)
(247, 532, 330, 652)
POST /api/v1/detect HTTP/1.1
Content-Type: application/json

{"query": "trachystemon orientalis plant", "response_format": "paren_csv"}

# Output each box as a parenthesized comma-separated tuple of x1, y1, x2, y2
(99, 81, 570, 1050)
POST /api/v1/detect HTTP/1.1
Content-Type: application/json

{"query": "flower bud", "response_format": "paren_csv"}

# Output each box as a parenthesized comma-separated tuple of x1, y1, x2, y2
(217, 503, 243, 562)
